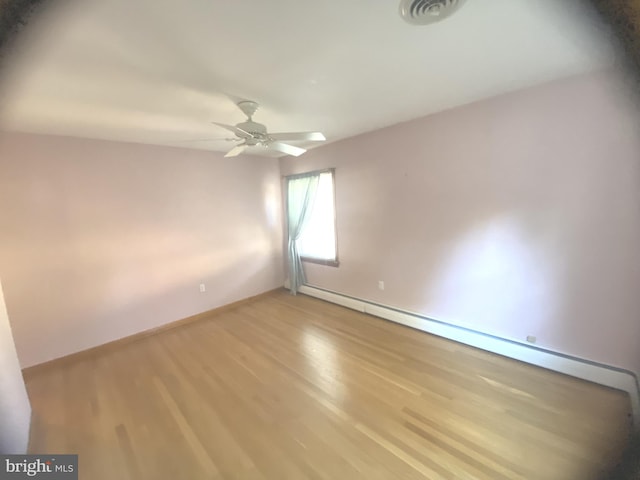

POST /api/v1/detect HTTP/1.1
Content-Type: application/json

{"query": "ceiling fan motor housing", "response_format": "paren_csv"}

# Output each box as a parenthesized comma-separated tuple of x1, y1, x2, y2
(236, 120, 267, 140)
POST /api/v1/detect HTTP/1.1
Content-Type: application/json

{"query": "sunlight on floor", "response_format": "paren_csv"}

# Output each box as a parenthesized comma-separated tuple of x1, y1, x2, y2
(301, 328, 345, 402)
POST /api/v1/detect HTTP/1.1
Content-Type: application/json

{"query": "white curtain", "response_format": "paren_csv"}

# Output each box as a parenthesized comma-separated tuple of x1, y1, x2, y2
(286, 173, 320, 294)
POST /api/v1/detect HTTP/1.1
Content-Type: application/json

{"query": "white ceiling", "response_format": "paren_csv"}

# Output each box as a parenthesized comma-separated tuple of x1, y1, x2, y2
(0, 0, 616, 157)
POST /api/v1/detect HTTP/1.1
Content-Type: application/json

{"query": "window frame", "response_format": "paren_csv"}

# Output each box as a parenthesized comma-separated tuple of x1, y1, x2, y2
(286, 168, 339, 268)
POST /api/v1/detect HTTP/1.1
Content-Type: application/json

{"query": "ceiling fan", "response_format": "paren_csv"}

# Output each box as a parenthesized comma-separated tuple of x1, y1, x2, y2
(210, 100, 326, 158)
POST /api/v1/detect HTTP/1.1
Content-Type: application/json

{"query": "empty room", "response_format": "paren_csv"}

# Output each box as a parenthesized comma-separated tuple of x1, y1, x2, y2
(1, 0, 640, 479)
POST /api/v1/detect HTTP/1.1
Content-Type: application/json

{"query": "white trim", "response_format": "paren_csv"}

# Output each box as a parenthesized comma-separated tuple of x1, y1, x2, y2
(298, 284, 640, 431)
(300, 284, 365, 311)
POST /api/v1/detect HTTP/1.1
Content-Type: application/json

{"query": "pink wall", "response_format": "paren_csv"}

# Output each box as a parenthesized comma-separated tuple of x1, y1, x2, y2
(0, 133, 284, 368)
(280, 70, 640, 377)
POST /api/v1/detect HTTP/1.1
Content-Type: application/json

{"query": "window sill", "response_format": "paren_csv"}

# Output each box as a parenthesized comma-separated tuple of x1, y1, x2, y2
(301, 257, 340, 267)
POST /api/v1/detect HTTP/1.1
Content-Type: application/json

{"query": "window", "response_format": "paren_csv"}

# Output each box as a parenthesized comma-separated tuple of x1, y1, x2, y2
(288, 169, 338, 266)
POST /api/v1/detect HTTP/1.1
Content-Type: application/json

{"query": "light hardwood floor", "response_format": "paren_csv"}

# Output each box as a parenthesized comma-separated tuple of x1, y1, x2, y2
(26, 290, 632, 480)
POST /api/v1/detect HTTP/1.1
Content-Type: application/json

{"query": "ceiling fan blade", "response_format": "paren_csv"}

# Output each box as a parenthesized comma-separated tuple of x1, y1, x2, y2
(224, 144, 248, 158)
(212, 122, 252, 138)
(178, 137, 238, 142)
(268, 131, 326, 142)
(268, 142, 307, 157)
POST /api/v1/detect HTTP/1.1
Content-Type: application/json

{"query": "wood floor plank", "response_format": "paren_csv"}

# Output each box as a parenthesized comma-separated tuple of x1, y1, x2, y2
(26, 290, 632, 479)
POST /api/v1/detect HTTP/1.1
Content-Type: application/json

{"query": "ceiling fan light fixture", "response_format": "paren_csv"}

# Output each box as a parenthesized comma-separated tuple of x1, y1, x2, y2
(399, 0, 466, 25)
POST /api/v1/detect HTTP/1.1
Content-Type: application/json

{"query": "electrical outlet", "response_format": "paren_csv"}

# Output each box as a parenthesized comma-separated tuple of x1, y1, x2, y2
(199, 283, 206, 293)
(378, 281, 385, 291)
(526, 335, 536, 344)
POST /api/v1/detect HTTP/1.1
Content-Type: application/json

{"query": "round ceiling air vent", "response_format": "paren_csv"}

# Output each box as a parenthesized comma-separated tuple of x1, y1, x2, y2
(399, 0, 466, 26)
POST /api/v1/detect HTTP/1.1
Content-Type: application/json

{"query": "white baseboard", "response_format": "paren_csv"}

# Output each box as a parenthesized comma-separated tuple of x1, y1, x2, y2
(297, 284, 640, 431)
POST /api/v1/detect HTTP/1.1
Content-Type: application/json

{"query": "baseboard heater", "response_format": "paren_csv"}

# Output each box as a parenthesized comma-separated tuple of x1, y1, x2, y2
(297, 284, 640, 431)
